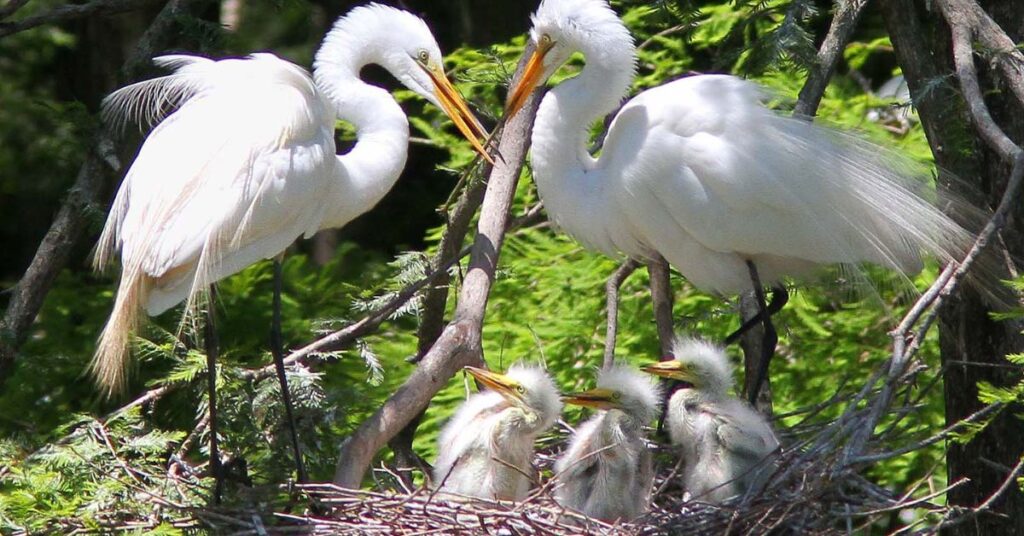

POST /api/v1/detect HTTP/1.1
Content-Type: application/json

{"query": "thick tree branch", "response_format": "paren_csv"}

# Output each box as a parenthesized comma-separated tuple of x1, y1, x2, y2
(603, 259, 639, 370)
(413, 168, 490, 360)
(938, 0, 1024, 110)
(332, 53, 544, 488)
(793, 0, 870, 118)
(0, 0, 160, 38)
(0, 0, 214, 385)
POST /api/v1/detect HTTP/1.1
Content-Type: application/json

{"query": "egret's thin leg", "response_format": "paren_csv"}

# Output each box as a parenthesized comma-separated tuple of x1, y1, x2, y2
(204, 287, 223, 504)
(724, 286, 789, 345)
(270, 259, 308, 483)
(648, 257, 676, 437)
(744, 261, 782, 406)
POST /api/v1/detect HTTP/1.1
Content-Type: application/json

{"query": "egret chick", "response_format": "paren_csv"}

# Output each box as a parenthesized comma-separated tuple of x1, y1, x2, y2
(555, 366, 661, 521)
(434, 365, 562, 501)
(643, 337, 779, 504)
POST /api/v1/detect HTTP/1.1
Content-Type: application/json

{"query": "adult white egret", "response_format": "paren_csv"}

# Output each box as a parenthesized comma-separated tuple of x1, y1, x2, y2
(433, 365, 562, 501)
(93, 3, 489, 487)
(643, 336, 779, 504)
(505, 0, 987, 404)
(555, 365, 661, 521)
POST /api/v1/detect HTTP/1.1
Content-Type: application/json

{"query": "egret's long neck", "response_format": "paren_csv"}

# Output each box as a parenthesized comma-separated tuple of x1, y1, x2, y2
(313, 37, 409, 228)
(531, 36, 635, 249)
(532, 40, 635, 183)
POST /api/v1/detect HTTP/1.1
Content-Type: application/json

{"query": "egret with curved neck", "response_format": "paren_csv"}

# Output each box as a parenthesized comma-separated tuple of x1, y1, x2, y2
(507, 0, 989, 404)
(93, 3, 488, 491)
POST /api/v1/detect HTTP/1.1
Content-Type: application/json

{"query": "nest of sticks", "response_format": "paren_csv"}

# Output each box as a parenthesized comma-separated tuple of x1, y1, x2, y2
(173, 367, 987, 536)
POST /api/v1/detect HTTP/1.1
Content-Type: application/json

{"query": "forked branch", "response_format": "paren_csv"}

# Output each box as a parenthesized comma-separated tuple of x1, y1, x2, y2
(332, 49, 545, 488)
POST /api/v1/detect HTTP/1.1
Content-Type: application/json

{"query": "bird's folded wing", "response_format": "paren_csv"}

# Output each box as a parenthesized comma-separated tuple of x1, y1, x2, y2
(709, 402, 778, 463)
(607, 74, 956, 272)
(109, 56, 333, 296)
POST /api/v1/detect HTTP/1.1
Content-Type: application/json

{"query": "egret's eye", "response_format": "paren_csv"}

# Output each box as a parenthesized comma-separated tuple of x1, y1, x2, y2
(417, 50, 430, 63)
(516, 385, 526, 394)
(539, 34, 552, 46)
(611, 391, 622, 400)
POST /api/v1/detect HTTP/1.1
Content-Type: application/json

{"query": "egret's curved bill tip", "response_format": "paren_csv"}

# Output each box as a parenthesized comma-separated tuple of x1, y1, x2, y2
(424, 66, 494, 165)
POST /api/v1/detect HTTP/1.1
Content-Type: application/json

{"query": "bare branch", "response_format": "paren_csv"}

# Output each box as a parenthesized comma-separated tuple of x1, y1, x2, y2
(940, 0, 1024, 110)
(603, 259, 639, 370)
(0, 0, 161, 39)
(934, 457, 1024, 530)
(793, 0, 870, 118)
(332, 50, 545, 488)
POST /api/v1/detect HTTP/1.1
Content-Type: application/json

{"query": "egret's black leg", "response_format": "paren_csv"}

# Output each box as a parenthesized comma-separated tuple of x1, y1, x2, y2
(724, 285, 789, 345)
(271, 259, 308, 483)
(744, 261, 787, 406)
(204, 287, 223, 504)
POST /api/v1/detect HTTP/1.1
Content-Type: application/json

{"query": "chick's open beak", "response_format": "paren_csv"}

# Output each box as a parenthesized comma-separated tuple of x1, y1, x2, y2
(504, 38, 554, 118)
(641, 361, 693, 382)
(465, 366, 523, 400)
(423, 63, 494, 165)
(562, 387, 619, 410)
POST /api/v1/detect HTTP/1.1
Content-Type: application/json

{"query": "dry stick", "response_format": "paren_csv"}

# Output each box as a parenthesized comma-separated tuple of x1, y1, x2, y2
(602, 259, 639, 370)
(841, 1, 1024, 466)
(0, 0, 160, 38)
(793, 0, 869, 118)
(933, 457, 1024, 530)
(241, 246, 473, 381)
(332, 51, 545, 488)
(0, 0, 213, 385)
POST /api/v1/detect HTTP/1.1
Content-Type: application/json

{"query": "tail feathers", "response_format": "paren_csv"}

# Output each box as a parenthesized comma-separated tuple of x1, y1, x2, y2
(91, 268, 149, 397)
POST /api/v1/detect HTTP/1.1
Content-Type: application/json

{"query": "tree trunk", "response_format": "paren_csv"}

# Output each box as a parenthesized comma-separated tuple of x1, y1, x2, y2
(881, 2, 1024, 534)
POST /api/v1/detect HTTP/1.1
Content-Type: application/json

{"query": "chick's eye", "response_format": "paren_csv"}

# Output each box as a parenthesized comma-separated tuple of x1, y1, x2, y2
(417, 50, 429, 63)
(516, 385, 526, 394)
(612, 391, 622, 400)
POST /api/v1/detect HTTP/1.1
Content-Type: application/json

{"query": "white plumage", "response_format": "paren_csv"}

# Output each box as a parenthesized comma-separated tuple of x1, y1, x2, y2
(644, 337, 779, 504)
(434, 365, 562, 501)
(91, 4, 486, 394)
(506, 0, 979, 295)
(554, 366, 661, 521)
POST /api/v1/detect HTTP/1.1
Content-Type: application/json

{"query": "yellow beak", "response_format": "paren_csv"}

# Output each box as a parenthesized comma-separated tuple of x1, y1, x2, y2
(641, 361, 694, 383)
(465, 366, 522, 400)
(504, 39, 554, 118)
(562, 387, 619, 410)
(422, 63, 494, 165)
